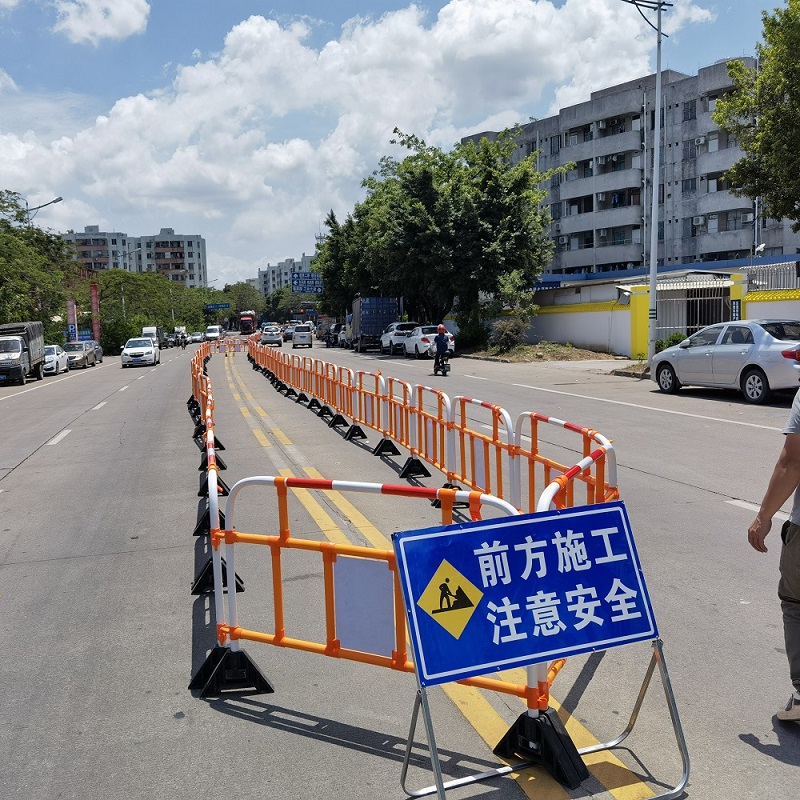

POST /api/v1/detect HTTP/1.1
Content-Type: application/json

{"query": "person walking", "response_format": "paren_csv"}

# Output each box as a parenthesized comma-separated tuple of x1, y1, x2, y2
(748, 389, 800, 722)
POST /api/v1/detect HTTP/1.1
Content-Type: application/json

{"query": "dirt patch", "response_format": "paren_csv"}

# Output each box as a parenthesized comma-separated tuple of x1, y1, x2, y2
(462, 341, 623, 364)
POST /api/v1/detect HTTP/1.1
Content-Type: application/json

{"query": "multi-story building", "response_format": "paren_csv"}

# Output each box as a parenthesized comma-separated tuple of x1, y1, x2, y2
(257, 254, 314, 296)
(464, 58, 800, 280)
(60, 226, 208, 288)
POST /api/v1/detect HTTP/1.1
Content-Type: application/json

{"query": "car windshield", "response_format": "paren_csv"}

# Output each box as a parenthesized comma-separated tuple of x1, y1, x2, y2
(295, 325, 311, 332)
(64, 343, 84, 352)
(44, 345, 57, 355)
(0, 339, 22, 353)
(396, 323, 417, 332)
(127, 339, 152, 348)
(759, 321, 800, 341)
(420, 326, 438, 335)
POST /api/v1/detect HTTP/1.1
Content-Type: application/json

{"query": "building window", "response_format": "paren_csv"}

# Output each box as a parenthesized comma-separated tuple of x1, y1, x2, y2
(683, 100, 697, 121)
(550, 202, 561, 220)
(658, 221, 664, 241)
(682, 139, 697, 160)
(682, 177, 697, 194)
(612, 155, 626, 172)
(550, 136, 560, 156)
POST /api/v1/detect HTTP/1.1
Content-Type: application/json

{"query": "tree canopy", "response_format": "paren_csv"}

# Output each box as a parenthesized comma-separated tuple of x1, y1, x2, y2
(314, 128, 565, 342)
(714, 0, 800, 230)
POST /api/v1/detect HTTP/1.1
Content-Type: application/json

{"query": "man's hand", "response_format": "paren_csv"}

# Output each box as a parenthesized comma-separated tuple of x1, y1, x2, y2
(748, 516, 772, 553)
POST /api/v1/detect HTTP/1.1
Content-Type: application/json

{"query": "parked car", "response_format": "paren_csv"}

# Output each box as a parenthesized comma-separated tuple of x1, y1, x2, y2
(120, 337, 161, 367)
(260, 325, 283, 347)
(292, 323, 313, 348)
(380, 321, 420, 355)
(403, 325, 455, 358)
(43, 344, 69, 375)
(63, 341, 97, 369)
(651, 319, 800, 404)
(88, 340, 103, 363)
(190, 331, 204, 343)
(164, 333, 176, 348)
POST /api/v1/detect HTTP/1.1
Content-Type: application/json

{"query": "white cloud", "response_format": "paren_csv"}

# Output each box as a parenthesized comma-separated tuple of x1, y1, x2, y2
(0, 0, 716, 283)
(0, 68, 18, 91)
(0, 0, 21, 10)
(52, 0, 150, 45)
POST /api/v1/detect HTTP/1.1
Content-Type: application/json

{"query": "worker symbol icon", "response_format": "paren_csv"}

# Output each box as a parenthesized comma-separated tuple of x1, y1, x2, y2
(433, 577, 474, 615)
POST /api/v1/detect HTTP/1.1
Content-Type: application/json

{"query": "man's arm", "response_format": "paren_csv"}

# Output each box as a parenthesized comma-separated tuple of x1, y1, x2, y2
(748, 432, 800, 553)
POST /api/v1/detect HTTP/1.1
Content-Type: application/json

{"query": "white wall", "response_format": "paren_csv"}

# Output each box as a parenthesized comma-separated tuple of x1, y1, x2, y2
(529, 309, 632, 356)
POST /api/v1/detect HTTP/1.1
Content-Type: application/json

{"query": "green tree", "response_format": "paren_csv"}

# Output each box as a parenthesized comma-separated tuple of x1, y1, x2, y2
(714, 1, 800, 230)
(222, 282, 264, 318)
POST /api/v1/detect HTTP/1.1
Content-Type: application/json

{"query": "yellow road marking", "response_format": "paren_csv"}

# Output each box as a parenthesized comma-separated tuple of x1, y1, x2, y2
(278, 469, 350, 545)
(240, 406, 251, 418)
(253, 429, 271, 447)
(253, 404, 267, 417)
(272, 427, 291, 445)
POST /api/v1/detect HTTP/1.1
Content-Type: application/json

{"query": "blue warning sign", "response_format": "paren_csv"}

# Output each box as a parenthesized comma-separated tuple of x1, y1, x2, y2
(393, 501, 658, 687)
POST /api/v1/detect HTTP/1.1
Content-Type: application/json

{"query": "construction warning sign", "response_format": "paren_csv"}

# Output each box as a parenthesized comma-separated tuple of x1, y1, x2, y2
(393, 501, 658, 687)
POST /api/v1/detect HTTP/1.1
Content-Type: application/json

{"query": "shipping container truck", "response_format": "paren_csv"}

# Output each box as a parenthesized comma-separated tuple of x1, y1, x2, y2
(350, 296, 398, 353)
(239, 311, 257, 335)
(0, 321, 45, 385)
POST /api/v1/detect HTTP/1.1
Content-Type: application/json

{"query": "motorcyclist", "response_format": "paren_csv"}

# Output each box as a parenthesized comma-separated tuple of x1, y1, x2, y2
(180, 334, 187, 350)
(433, 324, 450, 373)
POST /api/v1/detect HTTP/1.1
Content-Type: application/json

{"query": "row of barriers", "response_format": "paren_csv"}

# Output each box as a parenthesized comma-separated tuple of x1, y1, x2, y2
(247, 338, 619, 513)
(185, 342, 689, 800)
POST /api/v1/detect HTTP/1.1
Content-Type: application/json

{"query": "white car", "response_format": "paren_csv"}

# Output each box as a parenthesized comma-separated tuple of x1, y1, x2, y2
(260, 325, 283, 347)
(43, 344, 69, 375)
(292, 323, 313, 348)
(403, 326, 455, 358)
(121, 337, 161, 368)
(380, 321, 419, 355)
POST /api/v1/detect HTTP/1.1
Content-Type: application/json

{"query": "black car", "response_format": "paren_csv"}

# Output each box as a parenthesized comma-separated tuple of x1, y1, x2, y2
(88, 340, 103, 363)
(164, 334, 176, 348)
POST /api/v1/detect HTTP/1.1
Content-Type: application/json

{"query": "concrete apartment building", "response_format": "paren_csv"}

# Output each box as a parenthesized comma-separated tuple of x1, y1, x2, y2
(60, 226, 208, 288)
(257, 254, 314, 296)
(465, 58, 800, 281)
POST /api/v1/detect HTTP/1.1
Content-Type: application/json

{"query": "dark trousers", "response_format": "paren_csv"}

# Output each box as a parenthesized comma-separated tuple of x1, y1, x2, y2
(780, 521, 800, 692)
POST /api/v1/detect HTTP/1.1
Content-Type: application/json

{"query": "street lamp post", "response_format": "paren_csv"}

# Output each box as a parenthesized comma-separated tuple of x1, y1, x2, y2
(24, 195, 62, 225)
(619, 0, 670, 365)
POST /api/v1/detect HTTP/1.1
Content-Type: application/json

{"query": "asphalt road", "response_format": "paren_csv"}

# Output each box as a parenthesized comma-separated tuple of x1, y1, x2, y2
(1, 342, 799, 799)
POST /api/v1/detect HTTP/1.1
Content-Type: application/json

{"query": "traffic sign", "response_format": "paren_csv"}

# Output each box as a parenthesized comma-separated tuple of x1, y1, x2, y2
(290, 273, 323, 294)
(205, 303, 231, 310)
(393, 501, 657, 687)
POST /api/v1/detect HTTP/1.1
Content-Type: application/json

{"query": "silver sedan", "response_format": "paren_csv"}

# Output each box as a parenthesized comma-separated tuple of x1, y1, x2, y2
(651, 319, 800, 404)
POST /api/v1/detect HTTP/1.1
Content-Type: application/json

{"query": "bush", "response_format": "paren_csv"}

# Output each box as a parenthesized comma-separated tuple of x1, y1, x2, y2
(453, 311, 489, 349)
(489, 317, 528, 352)
(655, 331, 687, 353)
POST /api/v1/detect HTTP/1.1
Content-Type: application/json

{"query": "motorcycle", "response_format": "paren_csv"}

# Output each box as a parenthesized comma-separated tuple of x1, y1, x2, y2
(429, 345, 451, 376)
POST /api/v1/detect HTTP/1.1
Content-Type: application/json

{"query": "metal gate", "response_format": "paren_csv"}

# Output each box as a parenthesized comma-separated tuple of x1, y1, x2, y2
(655, 276, 731, 341)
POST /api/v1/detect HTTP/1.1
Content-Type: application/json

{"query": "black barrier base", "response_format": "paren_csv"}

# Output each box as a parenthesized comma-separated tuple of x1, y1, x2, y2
(317, 405, 333, 420)
(194, 433, 226, 451)
(295, 392, 309, 404)
(494, 709, 589, 790)
(193, 421, 206, 439)
(373, 437, 401, 457)
(399, 456, 431, 479)
(344, 424, 368, 441)
(189, 646, 274, 698)
(328, 413, 348, 429)
(308, 398, 322, 412)
(191, 556, 245, 595)
(200, 452, 227, 471)
(193, 507, 226, 537)
(198, 474, 231, 498)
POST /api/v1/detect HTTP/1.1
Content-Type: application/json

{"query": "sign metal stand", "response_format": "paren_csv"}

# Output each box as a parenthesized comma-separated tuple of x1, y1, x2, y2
(393, 501, 690, 799)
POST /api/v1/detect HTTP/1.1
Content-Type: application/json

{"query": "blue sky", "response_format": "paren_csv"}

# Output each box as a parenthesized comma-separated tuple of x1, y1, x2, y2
(0, 1, 777, 285)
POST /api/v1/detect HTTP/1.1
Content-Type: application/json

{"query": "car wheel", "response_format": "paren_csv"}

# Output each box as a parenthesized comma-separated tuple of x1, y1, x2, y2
(741, 367, 771, 404)
(414, 345, 421, 359)
(54, 364, 60, 375)
(656, 363, 680, 394)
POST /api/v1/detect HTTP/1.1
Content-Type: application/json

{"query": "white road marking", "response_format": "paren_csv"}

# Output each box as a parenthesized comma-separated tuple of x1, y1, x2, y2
(119, 386, 128, 392)
(726, 499, 789, 520)
(465, 374, 490, 380)
(512, 383, 783, 431)
(92, 401, 107, 410)
(46, 430, 72, 446)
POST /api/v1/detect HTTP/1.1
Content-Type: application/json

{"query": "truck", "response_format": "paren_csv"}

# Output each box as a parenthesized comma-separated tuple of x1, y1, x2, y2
(239, 311, 257, 336)
(350, 296, 398, 353)
(315, 315, 336, 341)
(142, 325, 165, 349)
(0, 321, 46, 385)
(174, 325, 187, 338)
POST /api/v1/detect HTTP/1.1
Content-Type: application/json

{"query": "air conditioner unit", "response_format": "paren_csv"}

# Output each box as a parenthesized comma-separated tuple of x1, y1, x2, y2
(598, 228, 608, 237)
(694, 135, 707, 146)
(558, 236, 568, 244)
(597, 155, 607, 165)
(554, 222, 561, 231)
(742, 212, 755, 223)
(596, 192, 606, 201)
(692, 215, 706, 226)
(597, 120, 607, 130)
